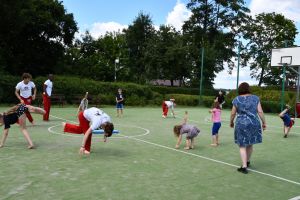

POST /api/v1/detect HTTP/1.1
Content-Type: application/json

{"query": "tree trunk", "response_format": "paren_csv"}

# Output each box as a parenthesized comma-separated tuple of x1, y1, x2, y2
(258, 66, 265, 86)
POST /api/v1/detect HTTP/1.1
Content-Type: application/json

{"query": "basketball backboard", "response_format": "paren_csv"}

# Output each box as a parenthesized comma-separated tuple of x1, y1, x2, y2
(271, 47, 300, 67)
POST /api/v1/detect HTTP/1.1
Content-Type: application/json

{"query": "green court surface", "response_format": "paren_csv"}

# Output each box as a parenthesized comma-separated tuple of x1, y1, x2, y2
(0, 106, 299, 200)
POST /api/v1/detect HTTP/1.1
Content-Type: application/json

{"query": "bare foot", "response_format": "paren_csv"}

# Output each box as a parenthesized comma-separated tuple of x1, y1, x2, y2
(84, 150, 90, 155)
(0, 144, 3, 148)
(28, 145, 35, 149)
(184, 146, 191, 150)
(62, 122, 66, 133)
(210, 143, 218, 147)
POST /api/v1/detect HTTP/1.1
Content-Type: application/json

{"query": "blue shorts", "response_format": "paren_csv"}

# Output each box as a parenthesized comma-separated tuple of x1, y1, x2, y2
(212, 122, 221, 135)
(116, 103, 124, 109)
(281, 114, 293, 127)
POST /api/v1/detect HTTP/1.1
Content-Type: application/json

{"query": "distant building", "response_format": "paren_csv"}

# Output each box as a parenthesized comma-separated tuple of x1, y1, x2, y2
(150, 79, 180, 87)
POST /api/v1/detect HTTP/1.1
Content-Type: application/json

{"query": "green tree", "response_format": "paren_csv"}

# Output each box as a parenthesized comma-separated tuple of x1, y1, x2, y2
(241, 12, 298, 86)
(0, 0, 77, 76)
(144, 25, 190, 86)
(124, 12, 156, 83)
(183, 0, 250, 88)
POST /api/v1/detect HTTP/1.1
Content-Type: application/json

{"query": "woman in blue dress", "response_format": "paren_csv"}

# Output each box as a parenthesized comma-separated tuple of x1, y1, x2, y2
(230, 82, 266, 174)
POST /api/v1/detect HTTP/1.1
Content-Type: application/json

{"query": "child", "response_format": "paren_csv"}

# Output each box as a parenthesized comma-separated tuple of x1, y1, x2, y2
(279, 105, 295, 138)
(15, 73, 37, 124)
(0, 104, 45, 149)
(209, 102, 222, 146)
(116, 88, 124, 117)
(62, 107, 114, 155)
(43, 74, 54, 121)
(77, 92, 89, 115)
(173, 123, 200, 150)
(162, 99, 176, 118)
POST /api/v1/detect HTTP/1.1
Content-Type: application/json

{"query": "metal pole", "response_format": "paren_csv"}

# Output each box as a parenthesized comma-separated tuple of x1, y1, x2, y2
(199, 47, 204, 105)
(280, 41, 288, 111)
(281, 64, 286, 111)
(296, 66, 300, 117)
(236, 42, 241, 95)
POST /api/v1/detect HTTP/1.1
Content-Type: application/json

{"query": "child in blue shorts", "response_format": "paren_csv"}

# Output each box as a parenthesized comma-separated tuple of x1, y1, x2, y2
(279, 105, 295, 138)
(209, 102, 222, 146)
(116, 88, 124, 117)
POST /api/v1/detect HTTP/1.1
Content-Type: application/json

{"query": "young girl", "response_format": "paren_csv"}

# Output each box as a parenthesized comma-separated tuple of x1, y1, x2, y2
(173, 122, 200, 150)
(116, 88, 125, 117)
(0, 104, 45, 149)
(279, 105, 295, 138)
(209, 102, 222, 146)
(162, 99, 176, 118)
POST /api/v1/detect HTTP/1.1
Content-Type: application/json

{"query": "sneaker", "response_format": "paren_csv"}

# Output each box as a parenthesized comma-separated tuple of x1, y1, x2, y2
(286, 104, 291, 110)
(247, 161, 251, 168)
(237, 167, 248, 174)
(284, 134, 288, 138)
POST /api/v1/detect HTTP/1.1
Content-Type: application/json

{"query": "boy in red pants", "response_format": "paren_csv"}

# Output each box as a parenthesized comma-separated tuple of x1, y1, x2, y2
(43, 74, 54, 121)
(62, 107, 114, 155)
(15, 73, 37, 124)
(162, 99, 176, 118)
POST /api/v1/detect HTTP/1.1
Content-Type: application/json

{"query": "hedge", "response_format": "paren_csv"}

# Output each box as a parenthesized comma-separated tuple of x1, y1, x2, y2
(1, 74, 296, 114)
(226, 86, 297, 113)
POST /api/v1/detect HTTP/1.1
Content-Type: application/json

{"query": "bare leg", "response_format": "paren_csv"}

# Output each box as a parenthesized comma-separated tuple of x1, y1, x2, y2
(239, 147, 248, 168)
(0, 129, 9, 148)
(19, 115, 34, 148)
(120, 109, 123, 117)
(184, 139, 191, 149)
(211, 135, 217, 146)
(26, 105, 46, 115)
(284, 126, 291, 137)
(191, 138, 194, 149)
(246, 145, 253, 163)
(216, 134, 219, 145)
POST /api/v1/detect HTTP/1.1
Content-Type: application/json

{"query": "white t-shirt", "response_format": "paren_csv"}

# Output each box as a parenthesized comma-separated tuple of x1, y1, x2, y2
(83, 107, 111, 130)
(44, 79, 53, 96)
(164, 101, 174, 109)
(16, 81, 36, 98)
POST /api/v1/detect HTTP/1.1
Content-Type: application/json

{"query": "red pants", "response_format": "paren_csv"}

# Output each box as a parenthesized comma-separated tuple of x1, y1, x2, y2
(64, 112, 92, 152)
(162, 101, 169, 117)
(21, 96, 33, 123)
(43, 94, 51, 120)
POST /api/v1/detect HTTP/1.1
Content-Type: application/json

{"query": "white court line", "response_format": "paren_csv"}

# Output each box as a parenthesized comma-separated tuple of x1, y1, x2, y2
(48, 115, 150, 139)
(49, 114, 300, 186)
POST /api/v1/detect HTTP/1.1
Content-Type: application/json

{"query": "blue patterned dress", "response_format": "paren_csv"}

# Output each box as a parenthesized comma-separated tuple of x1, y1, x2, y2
(232, 95, 262, 147)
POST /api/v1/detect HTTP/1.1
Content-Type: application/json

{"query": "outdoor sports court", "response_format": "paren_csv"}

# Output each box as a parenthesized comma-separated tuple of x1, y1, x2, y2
(0, 106, 299, 200)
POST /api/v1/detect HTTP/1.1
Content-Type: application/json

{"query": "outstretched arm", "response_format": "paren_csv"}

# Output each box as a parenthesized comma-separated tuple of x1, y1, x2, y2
(230, 106, 237, 128)
(257, 102, 266, 130)
(175, 134, 182, 148)
(5, 105, 19, 115)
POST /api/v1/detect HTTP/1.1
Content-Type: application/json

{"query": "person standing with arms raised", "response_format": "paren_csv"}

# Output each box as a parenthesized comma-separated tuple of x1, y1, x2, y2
(43, 74, 54, 121)
(15, 73, 37, 125)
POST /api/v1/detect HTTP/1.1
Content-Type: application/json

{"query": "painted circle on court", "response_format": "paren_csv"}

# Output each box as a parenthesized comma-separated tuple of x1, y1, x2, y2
(48, 123, 150, 139)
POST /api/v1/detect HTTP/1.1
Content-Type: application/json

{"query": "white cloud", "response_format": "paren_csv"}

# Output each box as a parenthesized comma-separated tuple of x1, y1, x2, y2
(90, 22, 128, 39)
(166, 0, 192, 31)
(214, 64, 258, 89)
(250, 0, 300, 22)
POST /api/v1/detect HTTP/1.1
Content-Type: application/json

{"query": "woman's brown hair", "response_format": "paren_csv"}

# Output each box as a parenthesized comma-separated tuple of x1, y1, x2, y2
(173, 125, 182, 137)
(238, 82, 251, 95)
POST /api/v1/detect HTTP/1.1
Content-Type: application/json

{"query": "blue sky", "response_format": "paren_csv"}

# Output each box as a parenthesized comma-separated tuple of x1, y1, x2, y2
(62, 0, 300, 89)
